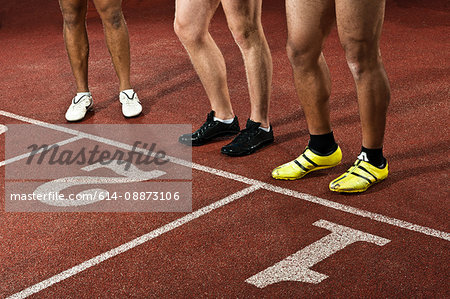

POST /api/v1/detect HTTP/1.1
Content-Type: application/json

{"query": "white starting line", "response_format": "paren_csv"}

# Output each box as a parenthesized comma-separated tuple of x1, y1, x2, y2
(1, 109, 449, 298)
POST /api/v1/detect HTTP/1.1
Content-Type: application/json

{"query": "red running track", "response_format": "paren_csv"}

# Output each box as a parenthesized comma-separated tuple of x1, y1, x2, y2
(0, 0, 449, 297)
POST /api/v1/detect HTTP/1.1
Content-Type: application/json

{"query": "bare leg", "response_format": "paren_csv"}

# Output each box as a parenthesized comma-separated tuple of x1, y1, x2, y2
(59, 0, 89, 92)
(329, 0, 390, 193)
(285, 0, 336, 135)
(271, 0, 339, 181)
(222, 0, 272, 128)
(93, 0, 132, 91)
(174, 0, 234, 120)
(336, 0, 390, 149)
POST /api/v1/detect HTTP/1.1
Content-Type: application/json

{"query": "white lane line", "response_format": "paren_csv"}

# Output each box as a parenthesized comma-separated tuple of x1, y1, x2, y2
(0, 112, 82, 136)
(261, 184, 450, 241)
(6, 184, 262, 299)
(0, 136, 82, 167)
(1, 110, 449, 242)
(0, 111, 263, 186)
(0, 124, 8, 135)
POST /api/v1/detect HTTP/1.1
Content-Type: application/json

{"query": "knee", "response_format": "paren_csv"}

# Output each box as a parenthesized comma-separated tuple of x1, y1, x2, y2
(96, 5, 123, 29)
(174, 16, 207, 46)
(228, 21, 260, 50)
(61, 5, 85, 29)
(286, 39, 321, 70)
(342, 38, 380, 79)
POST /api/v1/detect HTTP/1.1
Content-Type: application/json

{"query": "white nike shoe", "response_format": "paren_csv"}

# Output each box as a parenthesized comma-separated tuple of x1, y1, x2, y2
(65, 94, 93, 122)
(119, 91, 142, 118)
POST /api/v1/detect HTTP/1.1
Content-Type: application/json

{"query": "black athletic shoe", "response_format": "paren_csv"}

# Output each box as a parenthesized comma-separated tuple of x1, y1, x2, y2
(221, 119, 274, 156)
(179, 111, 240, 146)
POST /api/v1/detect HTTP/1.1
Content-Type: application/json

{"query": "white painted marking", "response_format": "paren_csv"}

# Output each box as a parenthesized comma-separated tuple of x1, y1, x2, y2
(0, 124, 7, 135)
(36, 161, 166, 207)
(1, 109, 449, 297)
(0, 136, 82, 167)
(6, 184, 262, 299)
(0, 110, 448, 241)
(0, 110, 261, 185)
(246, 219, 390, 287)
(259, 184, 450, 241)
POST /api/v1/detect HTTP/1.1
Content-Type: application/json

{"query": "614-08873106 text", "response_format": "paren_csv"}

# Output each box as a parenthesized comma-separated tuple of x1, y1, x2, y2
(9, 191, 182, 202)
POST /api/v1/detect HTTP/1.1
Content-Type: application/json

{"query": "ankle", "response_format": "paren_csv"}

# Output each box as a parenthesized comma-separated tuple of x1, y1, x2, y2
(119, 84, 132, 92)
(213, 110, 234, 120)
(308, 131, 337, 155)
(358, 146, 386, 168)
(249, 117, 269, 128)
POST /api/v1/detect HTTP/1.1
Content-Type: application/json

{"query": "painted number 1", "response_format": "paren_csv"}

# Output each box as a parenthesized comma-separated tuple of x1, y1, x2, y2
(246, 219, 390, 287)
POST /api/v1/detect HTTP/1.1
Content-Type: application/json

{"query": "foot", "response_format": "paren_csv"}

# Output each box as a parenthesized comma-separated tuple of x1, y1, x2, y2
(65, 94, 93, 122)
(221, 119, 274, 156)
(120, 91, 142, 118)
(329, 159, 388, 193)
(272, 146, 342, 180)
(179, 111, 240, 146)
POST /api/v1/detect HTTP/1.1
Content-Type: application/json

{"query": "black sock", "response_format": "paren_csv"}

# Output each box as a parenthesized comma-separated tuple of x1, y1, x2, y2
(308, 132, 338, 155)
(358, 146, 386, 168)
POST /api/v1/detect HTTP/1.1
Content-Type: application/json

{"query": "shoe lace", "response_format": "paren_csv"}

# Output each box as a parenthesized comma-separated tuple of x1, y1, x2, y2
(121, 92, 139, 105)
(71, 96, 90, 110)
(232, 124, 259, 143)
(347, 160, 361, 174)
(196, 113, 215, 135)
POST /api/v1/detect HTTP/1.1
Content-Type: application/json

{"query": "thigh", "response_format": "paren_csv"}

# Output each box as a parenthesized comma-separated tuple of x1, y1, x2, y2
(336, 0, 386, 50)
(286, 0, 335, 52)
(175, 0, 221, 32)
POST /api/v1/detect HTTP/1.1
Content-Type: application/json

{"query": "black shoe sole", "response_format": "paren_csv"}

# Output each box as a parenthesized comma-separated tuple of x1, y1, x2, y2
(180, 130, 240, 146)
(221, 138, 274, 157)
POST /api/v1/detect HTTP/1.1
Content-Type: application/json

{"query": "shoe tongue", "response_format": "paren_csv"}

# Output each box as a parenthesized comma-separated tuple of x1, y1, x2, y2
(246, 119, 261, 129)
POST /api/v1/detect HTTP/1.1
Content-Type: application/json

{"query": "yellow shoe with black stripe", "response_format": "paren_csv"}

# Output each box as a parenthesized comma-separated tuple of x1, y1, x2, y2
(272, 146, 342, 180)
(329, 159, 388, 193)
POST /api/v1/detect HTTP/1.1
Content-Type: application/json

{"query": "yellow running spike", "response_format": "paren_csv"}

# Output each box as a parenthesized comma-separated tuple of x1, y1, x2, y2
(272, 146, 342, 180)
(329, 159, 388, 193)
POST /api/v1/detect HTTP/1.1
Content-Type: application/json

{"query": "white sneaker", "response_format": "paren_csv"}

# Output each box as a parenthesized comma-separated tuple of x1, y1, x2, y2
(65, 94, 93, 122)
(119, 91, 142, 118)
